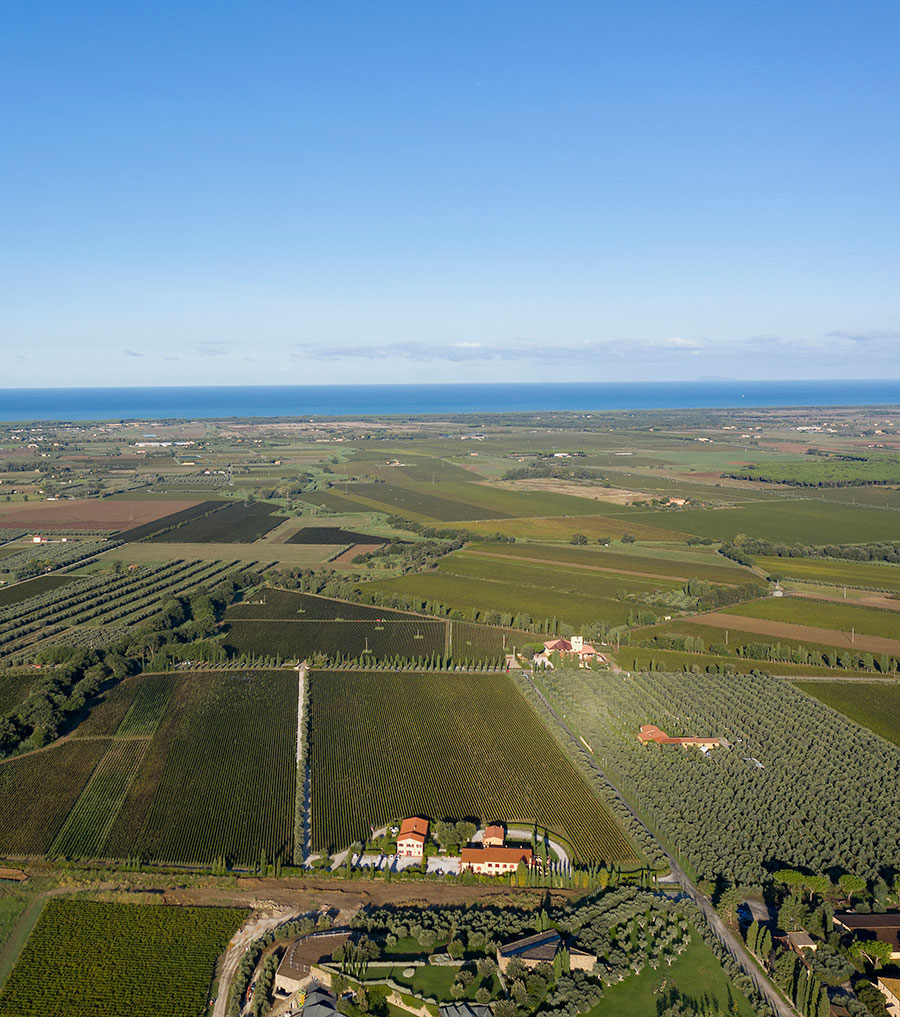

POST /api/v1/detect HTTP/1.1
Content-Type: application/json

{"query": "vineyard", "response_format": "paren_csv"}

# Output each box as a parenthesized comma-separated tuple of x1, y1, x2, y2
(307, 670, 637, 863)
(286, 525, 387, 544)
(103, 669, 296, 865)
(534, 667, 900, 882)
(797, 680, 900, 748)
(147, 500, 284, 542)
(0, 574, 78, 607)
(115, 499, 225, 541)
(0, 899, 246, 1017)
(721, 595, 900, 640)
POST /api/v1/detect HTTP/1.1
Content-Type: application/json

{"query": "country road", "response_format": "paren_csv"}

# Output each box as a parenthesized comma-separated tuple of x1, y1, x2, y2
(521, 672, 796, 1017)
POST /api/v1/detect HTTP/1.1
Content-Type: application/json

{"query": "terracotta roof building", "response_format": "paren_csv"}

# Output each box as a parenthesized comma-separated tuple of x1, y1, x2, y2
(534, 635, 603, 668)
(460, 845, 533, 876)
(397, 817, 429, 858)
(637, 724, 720, 751)
(483, 824, 505, 848)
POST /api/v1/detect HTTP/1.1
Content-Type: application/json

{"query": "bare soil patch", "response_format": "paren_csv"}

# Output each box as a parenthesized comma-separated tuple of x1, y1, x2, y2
(330, 544, 383, 567)
(691, 611, 900, 655)
(498, 479, 650, 504)
(0, 499, 201, 531)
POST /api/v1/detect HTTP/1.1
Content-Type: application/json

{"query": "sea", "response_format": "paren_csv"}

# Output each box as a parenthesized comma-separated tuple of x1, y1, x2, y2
(1, 380, 899, 422)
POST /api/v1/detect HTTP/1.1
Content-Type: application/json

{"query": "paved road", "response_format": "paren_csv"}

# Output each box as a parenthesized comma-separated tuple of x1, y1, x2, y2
(521, 672, 796, 1017)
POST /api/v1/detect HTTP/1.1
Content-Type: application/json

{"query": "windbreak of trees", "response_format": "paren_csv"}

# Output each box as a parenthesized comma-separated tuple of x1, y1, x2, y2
(721, 538, 900, 565)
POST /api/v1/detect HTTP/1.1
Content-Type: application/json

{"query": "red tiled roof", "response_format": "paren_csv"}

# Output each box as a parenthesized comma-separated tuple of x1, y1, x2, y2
(637, 724, 719, 747)
(483, 824, 505, 841)
(461, 846, 532, 864)
(398, 817, 429, 839)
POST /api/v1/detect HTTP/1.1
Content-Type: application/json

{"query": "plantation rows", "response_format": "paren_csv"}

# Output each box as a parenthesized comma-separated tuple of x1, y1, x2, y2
(0, 538, 113, 579)
(147, 500, 283, 543)
(0, 574, 78, 607)
(0, 738, 108, 855)
(116, 499, 224, 542)
(536, 667, 900, 882)
(0, 559, 233, 658)
(227, 587, 413, 621)
(0, 899, 245, 1017)
(286, 525, 386, 544)
(104, 670, 296, 865)
(308, 670, 637, 863)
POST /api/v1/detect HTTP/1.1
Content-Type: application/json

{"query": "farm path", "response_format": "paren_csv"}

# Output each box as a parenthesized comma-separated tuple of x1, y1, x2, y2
(463, 549, 697, 583)
(520, 672, 796, 1017)
(690, 611, 900, 655)
(212, 908, 305, 1017)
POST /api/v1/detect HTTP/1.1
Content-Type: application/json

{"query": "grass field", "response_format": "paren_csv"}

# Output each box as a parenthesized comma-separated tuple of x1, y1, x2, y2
(584, 927, 755, 1017)
(103, 541, 339, 565)
(308, 670, 638, 863)
(465, 541, 750, 584)
(463, 514, 686, 542)
(104, 670, 296, 865)
(624, 500, 900, 545)
(796, 681, 900, 747)
(721, 596, 900, 640)
(366, 551, 681, 628)
(0, 899, 245, 1017)
(755, 556, 900, 591)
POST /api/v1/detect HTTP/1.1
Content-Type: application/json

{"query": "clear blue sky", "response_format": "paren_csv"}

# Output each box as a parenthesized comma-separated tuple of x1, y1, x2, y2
(2, 1, 898, 386)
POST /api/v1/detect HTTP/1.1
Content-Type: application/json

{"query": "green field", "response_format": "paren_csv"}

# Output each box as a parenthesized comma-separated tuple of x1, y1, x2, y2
(0, 899, 245, 1017)
(624, 500, 900, 544)
(797, 681, 900, 747)
(756, 555, 900, 591)
(617, 645, 873, 678)
(464, 514, 685, 542)
(0, 673, 32, 714)
(366, 551, 681, 629)
(308, 670, 637, 863)
(721, 596, 900, 640)
(466, 541, 750, 584)
(584, 927, 755, 1017)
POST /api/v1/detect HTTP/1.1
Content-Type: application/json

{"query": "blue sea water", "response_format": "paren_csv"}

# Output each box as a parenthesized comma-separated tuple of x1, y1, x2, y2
(0, 380, 899, 422)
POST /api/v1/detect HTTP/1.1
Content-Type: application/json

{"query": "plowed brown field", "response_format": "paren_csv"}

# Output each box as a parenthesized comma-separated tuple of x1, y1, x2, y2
(0, 499, 201, 530)
(691, 611, 900, 655)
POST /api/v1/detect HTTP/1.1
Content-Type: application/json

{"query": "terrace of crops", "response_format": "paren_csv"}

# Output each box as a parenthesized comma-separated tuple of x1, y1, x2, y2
(308, 669, 637, 863)
(223, 588, 531, 661)
(0, 899, 245, 1017)
(0, 670, 296, 866)
(718, 596, 900, 644)
(364, 550, 685, 628)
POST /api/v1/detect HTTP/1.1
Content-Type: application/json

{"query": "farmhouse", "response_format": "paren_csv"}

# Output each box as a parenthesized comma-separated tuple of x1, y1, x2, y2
(496, 930, 595, 974)
(274, 934, 350, 996)
(878, 977, 900, 1017)
(396, 817, 429, 858)
(483, 823, 505, 847)
(833, 913, 900, 961)
(534, 636, 603, 668)
(637, 724, 721, 751)
(460, 845, 533, 875)
(303, 986, 338, 1017)
(440, 1005, 493, 1017)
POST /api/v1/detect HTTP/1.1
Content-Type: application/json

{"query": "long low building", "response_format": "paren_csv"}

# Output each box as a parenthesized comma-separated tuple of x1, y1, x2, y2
(460, 845, 533, 875)
(834, 913, 900, 961)
(637, 724, 720, 750)
(497, 930, 595, 973)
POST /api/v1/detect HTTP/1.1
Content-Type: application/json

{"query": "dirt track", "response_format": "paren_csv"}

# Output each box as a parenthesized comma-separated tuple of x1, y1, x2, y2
(691, 611, 900, 655)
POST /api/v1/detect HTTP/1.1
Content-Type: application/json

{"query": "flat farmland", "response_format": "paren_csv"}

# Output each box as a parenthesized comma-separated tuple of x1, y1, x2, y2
(147, 500, 284, 542)
(0, 899, 245, 1017)
(103, 541, 339, 565)
(463, 514, 686, 542)
(300, 490, 379, 513)
(0, 498, 202, 531)
(287, 525, 389, 544)
(104, 670, 296, 865)
(368, 551, 681, 628)
(755, 556, 900, 592)
(0, 575, 79, 607)
(308, 670, 637, 863)
(618, 645, 873, 678)
(623, 500, 900, 544)
(226, 588, 413, 621)
(721, 596, 900, 640)
(0, 739, 109, 856)
(465, 541, 750, 584)
(690, 611, 900, 656)
(322, 482, 510, 522)
(796, 681, 900, 747)
(0, 673, 33, 714)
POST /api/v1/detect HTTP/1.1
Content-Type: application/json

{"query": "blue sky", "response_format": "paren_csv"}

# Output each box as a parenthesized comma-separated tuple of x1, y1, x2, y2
(2, 1, 899, 386)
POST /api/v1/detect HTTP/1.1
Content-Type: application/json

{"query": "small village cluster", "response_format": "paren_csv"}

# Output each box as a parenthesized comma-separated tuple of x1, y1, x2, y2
(396, 817, 540, 874)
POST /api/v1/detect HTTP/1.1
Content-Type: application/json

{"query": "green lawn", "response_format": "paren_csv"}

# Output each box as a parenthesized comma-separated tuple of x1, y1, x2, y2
(585, 929, 755, 1017)
(796, 681, 900, 747)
